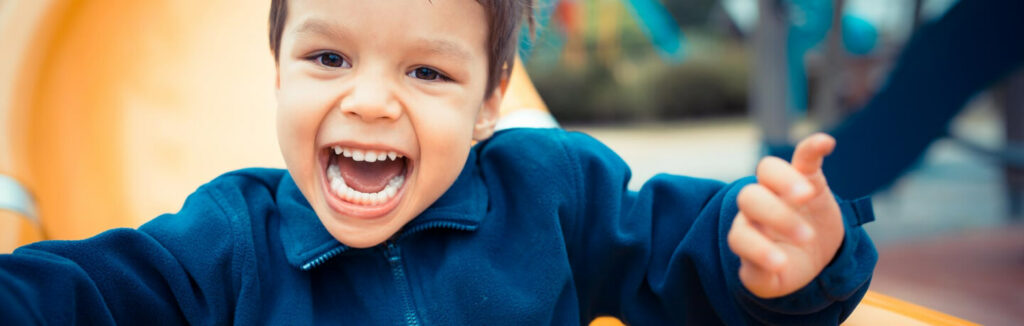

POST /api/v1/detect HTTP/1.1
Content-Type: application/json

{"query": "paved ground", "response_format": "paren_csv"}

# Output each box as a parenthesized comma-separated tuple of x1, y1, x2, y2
(568, 104, 1022, 325)
(870, 226, 1023, 325)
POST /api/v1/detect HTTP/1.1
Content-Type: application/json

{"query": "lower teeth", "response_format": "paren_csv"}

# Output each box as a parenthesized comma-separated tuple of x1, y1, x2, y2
(326, 164, 404, 205)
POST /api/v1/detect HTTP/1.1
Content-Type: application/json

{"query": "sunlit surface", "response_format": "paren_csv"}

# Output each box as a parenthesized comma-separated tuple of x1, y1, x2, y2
(1, 0, 280, 242)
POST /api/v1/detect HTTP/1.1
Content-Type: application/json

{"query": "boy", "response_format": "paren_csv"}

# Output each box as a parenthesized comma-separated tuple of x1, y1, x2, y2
(0, 0, 876, 324)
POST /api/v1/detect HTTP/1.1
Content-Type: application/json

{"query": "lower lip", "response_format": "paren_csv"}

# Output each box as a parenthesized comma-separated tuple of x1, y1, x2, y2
(319, 161, 409, 220)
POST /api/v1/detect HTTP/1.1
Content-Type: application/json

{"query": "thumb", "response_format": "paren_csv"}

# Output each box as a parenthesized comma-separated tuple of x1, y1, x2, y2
(790, 133, 835, 188)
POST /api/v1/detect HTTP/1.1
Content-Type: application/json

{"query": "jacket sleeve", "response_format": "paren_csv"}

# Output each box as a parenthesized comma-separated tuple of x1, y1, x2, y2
(0, 184, 244, 325)
(557, 131, 877, 325)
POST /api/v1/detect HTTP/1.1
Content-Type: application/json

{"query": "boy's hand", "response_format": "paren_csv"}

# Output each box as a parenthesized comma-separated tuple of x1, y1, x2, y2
(728, 133, 844, 299)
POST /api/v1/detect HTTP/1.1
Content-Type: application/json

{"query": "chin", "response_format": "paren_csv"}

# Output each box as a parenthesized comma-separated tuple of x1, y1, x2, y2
(313, 189, 413, 249)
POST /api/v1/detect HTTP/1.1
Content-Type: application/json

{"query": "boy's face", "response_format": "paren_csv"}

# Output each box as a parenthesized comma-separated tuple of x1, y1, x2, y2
(275, 0, 501, 248)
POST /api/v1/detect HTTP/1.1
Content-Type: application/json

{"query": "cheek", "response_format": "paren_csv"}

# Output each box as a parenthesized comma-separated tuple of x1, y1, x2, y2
(413, 96, 478, 151)
(276, 79, 334, 185)
(411, 100, 478, 191)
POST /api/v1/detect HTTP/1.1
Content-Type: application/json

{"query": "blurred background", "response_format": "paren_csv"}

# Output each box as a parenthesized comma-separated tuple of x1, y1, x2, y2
(0, 0, 1020, 324)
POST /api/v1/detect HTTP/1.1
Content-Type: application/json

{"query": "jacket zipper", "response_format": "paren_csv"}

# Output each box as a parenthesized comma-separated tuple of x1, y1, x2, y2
(398, 220, 476, 240)
(300, 246, 349, 271)
(385, 240, 421, 326)
(301, 220, 474, 271)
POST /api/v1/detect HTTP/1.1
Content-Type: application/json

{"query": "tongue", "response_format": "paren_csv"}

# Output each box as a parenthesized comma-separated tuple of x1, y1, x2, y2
(337, 157, 405, 193)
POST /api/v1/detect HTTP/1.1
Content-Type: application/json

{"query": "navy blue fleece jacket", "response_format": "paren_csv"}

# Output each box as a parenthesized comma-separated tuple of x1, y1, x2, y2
(0, 128, 876, 324)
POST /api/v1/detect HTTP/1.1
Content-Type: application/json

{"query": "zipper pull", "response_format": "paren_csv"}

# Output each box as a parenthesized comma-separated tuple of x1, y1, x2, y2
(385, 240, 401, 265)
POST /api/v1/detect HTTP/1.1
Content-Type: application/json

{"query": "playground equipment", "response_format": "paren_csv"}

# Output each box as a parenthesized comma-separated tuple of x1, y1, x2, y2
(0, 1, 977, 324)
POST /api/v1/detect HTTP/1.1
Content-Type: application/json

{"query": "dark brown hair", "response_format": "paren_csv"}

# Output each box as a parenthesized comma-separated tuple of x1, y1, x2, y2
(268, 0, 532, 97)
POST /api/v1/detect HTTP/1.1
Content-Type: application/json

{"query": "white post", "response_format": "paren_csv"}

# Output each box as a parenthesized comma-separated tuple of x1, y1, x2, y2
(814, 0, 845, 129)
(752, 0, 791, 148)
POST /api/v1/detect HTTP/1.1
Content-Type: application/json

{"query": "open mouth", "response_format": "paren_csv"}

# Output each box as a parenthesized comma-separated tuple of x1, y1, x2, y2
(320, 144, 411, 218)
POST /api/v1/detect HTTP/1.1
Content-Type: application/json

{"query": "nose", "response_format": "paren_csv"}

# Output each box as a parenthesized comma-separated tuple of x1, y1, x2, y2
(338, 75, 402, 122)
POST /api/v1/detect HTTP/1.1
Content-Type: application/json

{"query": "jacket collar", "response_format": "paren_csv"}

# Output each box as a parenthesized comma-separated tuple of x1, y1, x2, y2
(276, 149, 488, 270)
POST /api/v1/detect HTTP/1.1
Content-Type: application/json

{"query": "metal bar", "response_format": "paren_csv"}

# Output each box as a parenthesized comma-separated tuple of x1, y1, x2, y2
(813, 0, 845, 129)
(1003, 69, 1024, 218)
(752, 0, 791, 148)
(0, 174, 37, 222)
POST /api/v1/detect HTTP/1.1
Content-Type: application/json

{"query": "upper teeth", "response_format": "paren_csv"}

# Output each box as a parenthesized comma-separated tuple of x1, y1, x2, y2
(331, 146, 404, 162)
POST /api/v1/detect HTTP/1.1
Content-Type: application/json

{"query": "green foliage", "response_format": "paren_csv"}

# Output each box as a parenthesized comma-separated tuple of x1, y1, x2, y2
(663, 0, 719, 27)
(529, 42, 750, 124)
(651, 53, 749, 119)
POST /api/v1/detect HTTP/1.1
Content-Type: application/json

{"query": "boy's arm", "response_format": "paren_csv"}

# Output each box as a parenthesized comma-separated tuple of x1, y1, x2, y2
(557, 131, 876, 325)
(0, 185, 243, 325)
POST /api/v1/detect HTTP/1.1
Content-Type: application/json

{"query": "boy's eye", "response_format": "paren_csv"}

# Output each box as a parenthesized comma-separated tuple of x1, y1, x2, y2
(408, 67, 449, 81)
(315, 53, 350, 68)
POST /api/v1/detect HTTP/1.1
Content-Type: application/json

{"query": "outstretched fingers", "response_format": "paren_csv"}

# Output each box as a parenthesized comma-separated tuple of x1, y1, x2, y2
(738, 259, 784, 299)
(756, 156, 816, 205)
(790, 133, 836, 187)
(732, 133, 844, 299)
(728, 213, 786, 271)
(736, 184, 814, 244)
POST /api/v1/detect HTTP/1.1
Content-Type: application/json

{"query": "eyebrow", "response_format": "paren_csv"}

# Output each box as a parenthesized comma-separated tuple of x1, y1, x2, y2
(294, 19, 351, 40)
(411, 38, 475, 62)
(293, 18, 474, 62)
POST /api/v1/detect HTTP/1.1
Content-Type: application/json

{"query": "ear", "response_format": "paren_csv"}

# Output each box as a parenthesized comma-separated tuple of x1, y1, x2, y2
(274, 63, 281, 90)
(472, 84, 506, 141)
